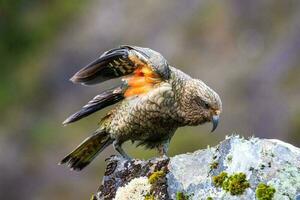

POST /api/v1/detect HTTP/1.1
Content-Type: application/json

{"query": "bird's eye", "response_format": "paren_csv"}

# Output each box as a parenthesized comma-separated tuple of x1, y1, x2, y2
(204, 102, 210, 109)
(195, 98, 210, 109)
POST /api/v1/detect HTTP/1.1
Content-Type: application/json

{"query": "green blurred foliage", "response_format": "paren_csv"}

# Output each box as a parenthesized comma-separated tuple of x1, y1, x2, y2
(0, 0, 86, 112)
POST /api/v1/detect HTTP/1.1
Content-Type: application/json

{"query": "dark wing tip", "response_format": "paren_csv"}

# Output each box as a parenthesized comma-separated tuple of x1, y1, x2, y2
(69, 75, 79, 84)
(62, 112, 80, 125)
(62, 118, 70, 126)
(68, 48, 132, 85)
(58, 155, 70, 165)
(68, 63, 99, 85)
(62, 86, 124, 125)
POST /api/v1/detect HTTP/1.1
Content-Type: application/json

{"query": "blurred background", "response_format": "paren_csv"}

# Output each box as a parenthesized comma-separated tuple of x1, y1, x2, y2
(1, 0, 300, 199)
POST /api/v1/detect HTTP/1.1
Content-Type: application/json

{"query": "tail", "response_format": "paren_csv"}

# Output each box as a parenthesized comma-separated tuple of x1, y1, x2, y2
(63, 85, 125, 125)
(59, 130, 113, 171)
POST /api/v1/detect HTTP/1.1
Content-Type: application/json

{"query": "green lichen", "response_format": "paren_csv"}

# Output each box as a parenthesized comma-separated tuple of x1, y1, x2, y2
(255, 183, 276, 200)
(206, 197, 213, 200)
(260, 164, 266, 170)
(227, 155, 233, 162)
(213, 172, 228, 187)
(223, 173, 250, 195)
(210, 161, 219, 169)
(270, 153, 275, 157)
(213, 172, 250, 195)
(90, 195, 97, 200)
(148, 170, 165, 184)
(146, 170, 166, 199)
(176, 191, 190, 200)
(144, 193, 155, 200)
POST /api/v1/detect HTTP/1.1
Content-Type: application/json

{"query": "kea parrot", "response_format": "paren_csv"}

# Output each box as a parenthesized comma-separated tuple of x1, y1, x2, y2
(60, 45, 222, 171)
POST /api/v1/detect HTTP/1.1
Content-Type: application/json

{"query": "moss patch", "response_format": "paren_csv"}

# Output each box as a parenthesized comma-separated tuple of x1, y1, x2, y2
(213, 172, 228, 187)
(146, 170, 168, 199)
(223, 173, 250, 195)
(90, 195, 97, 200)
(206, 197, 213, 200)
(255, 183, 276, 200)
(148, 170, 165, 184)
(144, 194, 155, 200)
(176, 191, 190, 200)
(210, 161, 219, 170)
(213, 172, 250, 195)
(227, 155, 233, 162)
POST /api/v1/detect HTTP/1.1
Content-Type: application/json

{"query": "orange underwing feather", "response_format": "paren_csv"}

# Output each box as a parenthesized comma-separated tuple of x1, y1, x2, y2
(124, 65, 161, 97)
(124, 84, 153, 97)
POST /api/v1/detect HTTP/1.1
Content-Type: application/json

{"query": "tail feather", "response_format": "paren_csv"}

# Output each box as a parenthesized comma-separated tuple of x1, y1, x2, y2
(59, 130, 113, 171)
(63, 86, 124, 125)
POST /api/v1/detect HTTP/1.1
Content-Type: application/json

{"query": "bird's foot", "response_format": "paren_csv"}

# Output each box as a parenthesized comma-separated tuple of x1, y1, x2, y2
(113, 140, 131, 160)
(157, 142, 170, 158)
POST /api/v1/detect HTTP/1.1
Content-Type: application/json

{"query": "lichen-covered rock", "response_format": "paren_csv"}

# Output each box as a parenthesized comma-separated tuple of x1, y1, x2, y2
(95, 156, 169, 200)
(94, 136, 300, 200)
(113, 177, 151, 200)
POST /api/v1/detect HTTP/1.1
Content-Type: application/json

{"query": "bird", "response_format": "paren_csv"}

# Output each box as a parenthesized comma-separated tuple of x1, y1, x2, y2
(60, 45, 222, 171)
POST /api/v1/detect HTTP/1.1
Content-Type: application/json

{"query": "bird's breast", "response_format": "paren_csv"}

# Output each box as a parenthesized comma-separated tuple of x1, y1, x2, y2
(107, 82, 179, 141)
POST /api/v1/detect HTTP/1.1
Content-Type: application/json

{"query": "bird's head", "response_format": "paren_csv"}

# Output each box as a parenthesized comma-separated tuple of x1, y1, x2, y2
(179, 79, 222, 132)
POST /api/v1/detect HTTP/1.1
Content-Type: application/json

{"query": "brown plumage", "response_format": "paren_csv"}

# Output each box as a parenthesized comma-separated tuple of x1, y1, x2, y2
(60, 45, 222, 171)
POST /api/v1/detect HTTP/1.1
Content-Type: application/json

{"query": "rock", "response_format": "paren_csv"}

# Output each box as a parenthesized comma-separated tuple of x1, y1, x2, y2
(93, 136, 300, 200)
(96, 156, 169, 200)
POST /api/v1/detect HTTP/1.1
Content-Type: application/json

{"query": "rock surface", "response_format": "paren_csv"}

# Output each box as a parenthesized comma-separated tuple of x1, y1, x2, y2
(93, 136, 300, 200)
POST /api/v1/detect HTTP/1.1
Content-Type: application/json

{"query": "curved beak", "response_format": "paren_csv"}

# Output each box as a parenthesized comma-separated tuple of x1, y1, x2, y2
(211, 115, 219, 133)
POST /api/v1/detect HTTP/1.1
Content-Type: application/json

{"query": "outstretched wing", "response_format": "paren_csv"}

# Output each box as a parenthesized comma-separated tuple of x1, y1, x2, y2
(63, 86, 124, 125)
(63, 46, 171, 124)
(70, 45, 170, 85)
